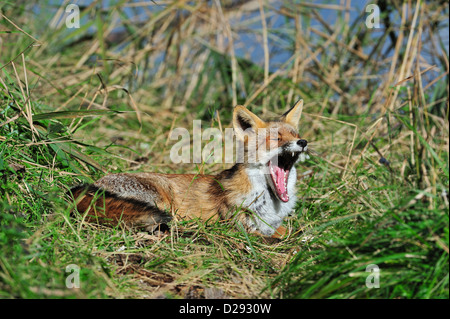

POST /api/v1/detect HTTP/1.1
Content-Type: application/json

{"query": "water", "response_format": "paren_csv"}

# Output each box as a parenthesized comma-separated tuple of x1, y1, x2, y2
(28, 0, 449, 88)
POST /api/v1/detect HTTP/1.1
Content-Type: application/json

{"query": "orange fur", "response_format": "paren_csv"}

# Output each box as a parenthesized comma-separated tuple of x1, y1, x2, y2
(70, 101, 307, 238)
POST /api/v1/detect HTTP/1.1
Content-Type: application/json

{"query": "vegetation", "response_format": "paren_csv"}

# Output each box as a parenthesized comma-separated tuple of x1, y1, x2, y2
(0, 0, 448, 298)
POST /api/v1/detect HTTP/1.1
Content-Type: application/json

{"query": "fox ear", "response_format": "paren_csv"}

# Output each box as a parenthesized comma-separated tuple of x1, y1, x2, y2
(233, 105, 266, 138)
(282, 99, 303, 129)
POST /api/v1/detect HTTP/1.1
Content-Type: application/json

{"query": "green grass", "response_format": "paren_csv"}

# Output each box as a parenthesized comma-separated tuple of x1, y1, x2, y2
(0, 0, 448, 299)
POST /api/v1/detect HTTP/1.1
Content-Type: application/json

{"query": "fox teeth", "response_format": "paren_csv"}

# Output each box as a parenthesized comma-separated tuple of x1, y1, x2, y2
(292, 152, 295, 157)
(305, 154, 310, 160)
(299, 153, 306, 162)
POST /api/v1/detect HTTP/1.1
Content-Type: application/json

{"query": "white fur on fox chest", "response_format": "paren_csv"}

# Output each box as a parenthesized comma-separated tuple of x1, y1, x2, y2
(238, 167, 297, 236)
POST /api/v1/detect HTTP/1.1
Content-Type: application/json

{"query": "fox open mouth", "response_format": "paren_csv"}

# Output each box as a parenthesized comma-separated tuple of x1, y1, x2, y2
(268, 151, 308, 202)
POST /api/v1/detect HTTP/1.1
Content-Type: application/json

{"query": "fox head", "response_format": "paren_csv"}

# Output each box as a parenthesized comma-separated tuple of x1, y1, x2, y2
(232, 100, 308, 202)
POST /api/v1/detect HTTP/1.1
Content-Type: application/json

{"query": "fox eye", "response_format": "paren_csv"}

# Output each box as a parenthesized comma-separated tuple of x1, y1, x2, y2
(270, 136, 281, 141)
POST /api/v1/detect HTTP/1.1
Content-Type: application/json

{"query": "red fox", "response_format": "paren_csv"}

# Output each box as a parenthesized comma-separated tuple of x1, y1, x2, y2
(70, 100, 309, 238)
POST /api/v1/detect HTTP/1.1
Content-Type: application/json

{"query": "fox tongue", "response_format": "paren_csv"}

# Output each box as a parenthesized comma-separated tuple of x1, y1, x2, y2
(271, 163, 289, 202)
(276, 167, 287, 194)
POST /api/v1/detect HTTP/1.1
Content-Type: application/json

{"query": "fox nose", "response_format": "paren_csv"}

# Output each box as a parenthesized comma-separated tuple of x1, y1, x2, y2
(297, 139, 308, 148)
